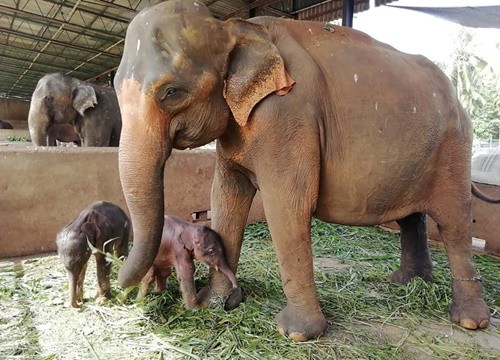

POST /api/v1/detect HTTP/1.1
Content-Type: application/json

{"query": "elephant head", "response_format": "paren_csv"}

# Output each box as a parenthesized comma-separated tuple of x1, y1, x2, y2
(185, 226, 238, 289)
(28, 73, 97, 146)
(115, 0, 294, 286)
(56, 220, 94, 308)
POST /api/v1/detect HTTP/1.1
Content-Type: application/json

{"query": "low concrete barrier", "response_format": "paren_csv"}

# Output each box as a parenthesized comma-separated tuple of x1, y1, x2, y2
(0, 146, 265, 258)
(1, 146, 498, 258)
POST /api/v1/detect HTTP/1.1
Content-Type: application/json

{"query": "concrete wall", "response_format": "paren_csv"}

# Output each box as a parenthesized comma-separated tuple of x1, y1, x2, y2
(2, 145, 498, 258)
(0, 147, 265, 258)
(0, 98, 30, 121)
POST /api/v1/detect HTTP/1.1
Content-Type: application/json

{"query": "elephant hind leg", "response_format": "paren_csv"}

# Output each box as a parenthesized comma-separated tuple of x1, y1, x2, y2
(428, 174, 489, 330)
(388, 212, 433, 284)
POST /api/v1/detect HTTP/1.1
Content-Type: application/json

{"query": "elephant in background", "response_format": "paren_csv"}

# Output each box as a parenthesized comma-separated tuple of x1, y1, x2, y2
(114, 0, 496, 341)
(0, 120, 13, 129)
(48, 124, 81, 146)
(28, 73, 122, 147)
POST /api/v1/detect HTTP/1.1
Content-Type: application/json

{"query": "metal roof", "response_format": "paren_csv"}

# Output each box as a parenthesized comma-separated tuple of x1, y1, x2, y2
(0, 0, 391, 99)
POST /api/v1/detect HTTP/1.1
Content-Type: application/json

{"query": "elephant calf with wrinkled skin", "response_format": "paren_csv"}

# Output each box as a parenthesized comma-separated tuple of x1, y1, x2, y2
(56, 201, 130, 308)
(28, 73, 122, 147)
(137, 215, 237, 309)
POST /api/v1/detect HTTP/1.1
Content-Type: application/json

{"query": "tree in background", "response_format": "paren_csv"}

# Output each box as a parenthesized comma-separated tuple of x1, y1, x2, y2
(439, 29, 500, 143)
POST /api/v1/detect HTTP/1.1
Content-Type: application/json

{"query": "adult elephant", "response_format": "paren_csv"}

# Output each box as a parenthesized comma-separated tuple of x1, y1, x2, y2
(0, 120, 13, 129)
(28, 73, 121, 147)
(115, 0, 496, 341)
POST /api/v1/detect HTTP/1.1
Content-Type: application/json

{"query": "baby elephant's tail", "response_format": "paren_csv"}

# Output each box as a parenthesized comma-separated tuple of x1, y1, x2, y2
(471, 183, 500, 204)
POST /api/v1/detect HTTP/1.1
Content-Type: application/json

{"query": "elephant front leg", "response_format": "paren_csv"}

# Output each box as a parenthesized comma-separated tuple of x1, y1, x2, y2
(176, 261, 197, 310)
(261, 188, 326, 342)
(95, 254, 112, 302)
(197, 158, 256, 310)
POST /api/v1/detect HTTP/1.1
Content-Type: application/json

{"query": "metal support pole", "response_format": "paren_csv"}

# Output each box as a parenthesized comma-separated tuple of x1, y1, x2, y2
(342, 0, 354, 27)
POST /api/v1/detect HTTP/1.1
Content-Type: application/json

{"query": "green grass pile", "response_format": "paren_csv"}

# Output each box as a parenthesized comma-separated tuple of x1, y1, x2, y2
(0, 220, 498, 359)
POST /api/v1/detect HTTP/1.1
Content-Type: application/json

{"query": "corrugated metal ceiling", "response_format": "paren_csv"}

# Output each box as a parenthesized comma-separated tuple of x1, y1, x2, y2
(0, 0, 385, 99)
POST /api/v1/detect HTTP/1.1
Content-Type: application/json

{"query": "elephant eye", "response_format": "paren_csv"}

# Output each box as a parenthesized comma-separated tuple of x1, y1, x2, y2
(161, 87, 177, 101)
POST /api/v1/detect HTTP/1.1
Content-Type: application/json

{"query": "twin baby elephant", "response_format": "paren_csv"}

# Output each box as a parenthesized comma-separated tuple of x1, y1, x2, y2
(56, 201, 236, 308)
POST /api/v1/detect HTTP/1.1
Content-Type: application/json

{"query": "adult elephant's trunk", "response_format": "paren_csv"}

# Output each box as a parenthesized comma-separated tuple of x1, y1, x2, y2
(117, 88, 171, 287)
(28, 98, 49, 146)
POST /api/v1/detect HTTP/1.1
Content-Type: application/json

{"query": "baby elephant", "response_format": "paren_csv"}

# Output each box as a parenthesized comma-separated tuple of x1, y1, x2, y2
(137, 215, 237, 309)
(56, 201, 130, 308)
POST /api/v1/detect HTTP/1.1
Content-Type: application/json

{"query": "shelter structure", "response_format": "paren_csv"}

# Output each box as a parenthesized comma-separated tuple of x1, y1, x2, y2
(0, 0, 398, 99)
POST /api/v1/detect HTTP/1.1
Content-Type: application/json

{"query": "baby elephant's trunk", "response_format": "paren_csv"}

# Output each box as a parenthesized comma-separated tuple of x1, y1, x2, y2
(218, 264, 238, 289)
(67, 264, 86, 308)
(67, 272, 80, 308)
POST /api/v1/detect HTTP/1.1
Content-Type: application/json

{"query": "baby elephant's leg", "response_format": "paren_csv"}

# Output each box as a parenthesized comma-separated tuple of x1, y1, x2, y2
(95, 253, 111, 301)
(137, 268, 155, 300)
(156, 267, 172, 292)
(177, 262, 197, 309)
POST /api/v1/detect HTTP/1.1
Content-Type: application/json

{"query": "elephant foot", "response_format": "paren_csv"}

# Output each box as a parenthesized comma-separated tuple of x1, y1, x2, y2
(70, 300, 82, 308)
(197, 285, 243, 310)
(450, 296, 490, 330)
(95, 295, 109, 304)
(276, 304, 327, 342)
(387, 265, 433, 285)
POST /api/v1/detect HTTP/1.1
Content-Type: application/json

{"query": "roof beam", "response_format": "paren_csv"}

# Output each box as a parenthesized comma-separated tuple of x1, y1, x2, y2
(0, 4, 123, 43)
(262, 7, 293, 17)
(0, 53, 90, 75)
(0, 68, 40, 79)
(0, 61, 47, 76)
(89, 0, 138, 14)
(86, 66, 118, 82)
(0, 40, 110, 70)
(43, 0, 131, 24)
(221, 0, 283, 20)
(0, 26, 122, 59)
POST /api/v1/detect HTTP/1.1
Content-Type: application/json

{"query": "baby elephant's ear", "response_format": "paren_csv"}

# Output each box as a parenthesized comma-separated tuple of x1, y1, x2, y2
(81, 222, 101, 241)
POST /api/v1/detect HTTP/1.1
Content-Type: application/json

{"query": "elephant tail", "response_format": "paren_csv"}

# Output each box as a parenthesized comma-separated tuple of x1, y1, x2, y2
(471, 183, 500, 204)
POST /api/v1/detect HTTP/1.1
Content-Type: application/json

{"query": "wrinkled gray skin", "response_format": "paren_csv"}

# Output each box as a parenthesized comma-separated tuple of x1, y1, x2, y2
(137, 215, 237, 309)
(56, 201, 130, 308)
(47, 124, 81, 146)
(28, 73, 122, 147)
(0, 120, 13, 129)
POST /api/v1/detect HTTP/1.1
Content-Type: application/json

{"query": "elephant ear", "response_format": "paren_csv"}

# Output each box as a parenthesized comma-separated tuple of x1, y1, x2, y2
(224, 19, 295, 127)
(72, 82, 97, 117)
(81, 219, 101, 243)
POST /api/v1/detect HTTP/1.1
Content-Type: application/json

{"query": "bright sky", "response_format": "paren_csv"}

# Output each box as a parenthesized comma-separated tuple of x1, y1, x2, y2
(351, 0, 500, 73)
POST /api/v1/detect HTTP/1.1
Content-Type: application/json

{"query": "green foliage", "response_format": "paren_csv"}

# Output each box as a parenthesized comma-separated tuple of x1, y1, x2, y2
(6, 135, 29, 142)
(440, 29, 500, 141)
(1, 221, 499, 359)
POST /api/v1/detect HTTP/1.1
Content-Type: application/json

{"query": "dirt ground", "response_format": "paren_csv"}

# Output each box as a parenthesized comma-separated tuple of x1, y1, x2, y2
(1, 253, 498, 359)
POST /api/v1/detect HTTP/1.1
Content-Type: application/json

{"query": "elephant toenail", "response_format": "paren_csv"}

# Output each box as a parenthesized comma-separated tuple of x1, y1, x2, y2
(277, 326, 286, 338)
(289, 332, 308, 342)
(460, 319, 478, 330)
(479, 319, 489, 329)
